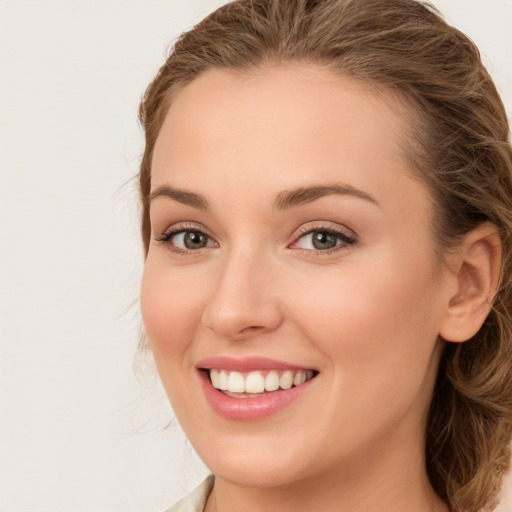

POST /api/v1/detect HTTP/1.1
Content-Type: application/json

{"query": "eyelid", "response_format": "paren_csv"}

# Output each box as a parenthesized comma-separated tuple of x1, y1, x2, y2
(154, 221, 207, 240)
(293, 221, 356, 238)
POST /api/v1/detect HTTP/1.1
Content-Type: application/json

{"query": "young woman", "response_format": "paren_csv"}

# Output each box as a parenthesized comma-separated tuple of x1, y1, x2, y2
(137, 1, 512, 511)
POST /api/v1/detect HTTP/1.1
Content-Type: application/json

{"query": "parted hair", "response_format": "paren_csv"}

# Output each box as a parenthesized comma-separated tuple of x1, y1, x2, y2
(138, 1, 512, 510)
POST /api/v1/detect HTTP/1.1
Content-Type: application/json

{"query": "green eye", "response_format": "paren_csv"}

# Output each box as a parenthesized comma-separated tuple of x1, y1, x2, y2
(157, 225, 219, 254)
(292, 227, 357, 252)
(311, 231, 339, 250)
(170, 230, 210, 250)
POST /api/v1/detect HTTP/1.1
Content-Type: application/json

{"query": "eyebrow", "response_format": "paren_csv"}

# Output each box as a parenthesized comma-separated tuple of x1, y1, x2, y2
(149, 182, 379, 211)
(273, 183, 379, 210)
(149, 185, 210, 210)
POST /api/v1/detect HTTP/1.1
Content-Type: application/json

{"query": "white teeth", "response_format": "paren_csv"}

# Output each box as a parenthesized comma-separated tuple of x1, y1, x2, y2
(210, 368, 315, 394)
(265, 371, 280, 391)
(210, 369, 220, 389)
(245, 371, 265, 393)
(293, 371, 304, 386)
(227, 371, 245, 393)
(219, 370, 229, 390)
(279, 370, 293, 390)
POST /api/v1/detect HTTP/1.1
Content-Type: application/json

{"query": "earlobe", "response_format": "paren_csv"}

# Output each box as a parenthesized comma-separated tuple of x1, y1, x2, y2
(439, 224, 501, 343)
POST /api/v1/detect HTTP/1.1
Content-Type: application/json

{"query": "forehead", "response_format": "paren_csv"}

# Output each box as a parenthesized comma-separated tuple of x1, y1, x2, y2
(151, 64, 428, 221)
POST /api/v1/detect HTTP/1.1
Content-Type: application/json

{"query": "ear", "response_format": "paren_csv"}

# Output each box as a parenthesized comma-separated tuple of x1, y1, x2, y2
(439, 224, 501, 343)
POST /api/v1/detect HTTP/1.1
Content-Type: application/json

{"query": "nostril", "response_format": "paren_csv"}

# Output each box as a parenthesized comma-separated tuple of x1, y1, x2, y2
(240, 325, 265, 333)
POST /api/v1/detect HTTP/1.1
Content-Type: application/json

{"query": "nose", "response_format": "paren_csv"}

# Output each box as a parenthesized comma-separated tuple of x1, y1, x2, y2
(201, 249, 284, 341)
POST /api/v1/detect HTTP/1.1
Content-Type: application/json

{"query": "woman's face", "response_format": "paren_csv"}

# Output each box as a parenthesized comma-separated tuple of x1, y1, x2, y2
(141, 66, 453, 489)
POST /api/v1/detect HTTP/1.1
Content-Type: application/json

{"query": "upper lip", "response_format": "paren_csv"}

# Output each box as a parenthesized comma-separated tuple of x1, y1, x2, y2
(196, 356, 315, 372)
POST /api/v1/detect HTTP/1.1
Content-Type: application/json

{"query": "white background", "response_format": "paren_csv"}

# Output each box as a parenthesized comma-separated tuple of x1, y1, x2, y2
(1, 1, 511, 511)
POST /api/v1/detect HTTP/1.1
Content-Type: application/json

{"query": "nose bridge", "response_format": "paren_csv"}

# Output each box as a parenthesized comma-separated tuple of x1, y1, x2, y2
(202, 241, 282, 340)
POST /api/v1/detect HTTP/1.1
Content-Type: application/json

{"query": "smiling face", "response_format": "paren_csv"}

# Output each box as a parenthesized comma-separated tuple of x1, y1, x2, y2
(141, 65, 453, 496)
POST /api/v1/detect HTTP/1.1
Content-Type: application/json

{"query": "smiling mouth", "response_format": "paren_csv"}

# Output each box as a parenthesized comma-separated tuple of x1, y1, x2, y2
(206, 369, 318, 397)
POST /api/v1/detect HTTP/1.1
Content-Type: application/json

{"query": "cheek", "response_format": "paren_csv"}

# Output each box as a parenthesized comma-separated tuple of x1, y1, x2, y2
(282, 255, 443, 445)
(285, 251, 442, 379)
(140, 258, 206, 364)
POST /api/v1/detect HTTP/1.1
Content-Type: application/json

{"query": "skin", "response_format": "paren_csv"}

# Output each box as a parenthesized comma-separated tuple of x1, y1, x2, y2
(141, 65, 465, 512)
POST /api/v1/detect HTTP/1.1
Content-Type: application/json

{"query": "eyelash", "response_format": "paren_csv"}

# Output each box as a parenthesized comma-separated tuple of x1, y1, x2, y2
(290, 225, 357, 255)
(155, 223, 217, 255)
(155, 223, 357, 256)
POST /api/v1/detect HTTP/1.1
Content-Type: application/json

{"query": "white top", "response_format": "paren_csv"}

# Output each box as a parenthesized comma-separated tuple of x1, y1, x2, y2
(163, 476, 215, 512)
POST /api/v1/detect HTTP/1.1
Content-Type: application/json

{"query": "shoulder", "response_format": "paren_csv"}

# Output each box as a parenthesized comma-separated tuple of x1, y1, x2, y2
(162, 475, 215, 512)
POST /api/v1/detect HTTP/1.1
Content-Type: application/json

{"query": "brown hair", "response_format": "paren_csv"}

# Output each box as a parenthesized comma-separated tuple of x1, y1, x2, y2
(138, 1, 512, 510)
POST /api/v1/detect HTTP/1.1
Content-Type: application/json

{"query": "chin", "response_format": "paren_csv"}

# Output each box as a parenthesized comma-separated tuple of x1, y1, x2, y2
(205, 455, 305, 489)
(189, 425, 329, 490)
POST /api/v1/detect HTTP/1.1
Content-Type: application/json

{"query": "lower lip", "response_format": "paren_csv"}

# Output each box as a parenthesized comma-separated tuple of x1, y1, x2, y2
(199, 371, 315, 421)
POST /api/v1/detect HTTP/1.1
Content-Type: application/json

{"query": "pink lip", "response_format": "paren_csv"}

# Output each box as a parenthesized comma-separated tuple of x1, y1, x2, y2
(196, 356, 309, 372)
(196, 356, 317, 421)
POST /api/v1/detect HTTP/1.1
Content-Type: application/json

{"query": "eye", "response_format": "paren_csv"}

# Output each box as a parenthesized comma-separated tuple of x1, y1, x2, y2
(291, 227, 357, 252)
(173, 230, 211, 249)
(156, 226, 218, 253)
(307, 231, 339, 250)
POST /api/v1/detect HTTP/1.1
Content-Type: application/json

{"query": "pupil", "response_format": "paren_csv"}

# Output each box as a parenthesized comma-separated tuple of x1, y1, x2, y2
(312, 231, 337, 250)
(184, 231, 206, 249)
